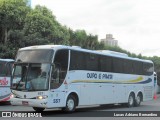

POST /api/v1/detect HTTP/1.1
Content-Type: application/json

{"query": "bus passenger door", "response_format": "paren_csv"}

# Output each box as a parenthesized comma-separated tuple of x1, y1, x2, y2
(49, 49, 69, 107)
(49, 64, 66, 107)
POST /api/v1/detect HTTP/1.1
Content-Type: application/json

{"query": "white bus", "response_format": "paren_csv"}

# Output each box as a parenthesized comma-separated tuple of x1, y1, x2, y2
(0, 59, 14, 102)
(10, 45, 154, 112)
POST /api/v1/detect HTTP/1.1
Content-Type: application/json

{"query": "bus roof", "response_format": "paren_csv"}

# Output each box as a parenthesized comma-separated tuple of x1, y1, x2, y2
(18, 45, 153, 64)
(0, 59, 14, 62)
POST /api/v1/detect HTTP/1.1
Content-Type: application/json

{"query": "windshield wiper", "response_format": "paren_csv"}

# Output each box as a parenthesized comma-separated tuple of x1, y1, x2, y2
(29, 81, 35, 91)
(15, 79, 24, 90)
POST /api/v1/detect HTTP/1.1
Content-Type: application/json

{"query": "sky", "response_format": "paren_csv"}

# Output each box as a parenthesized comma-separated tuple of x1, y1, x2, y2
(32, 0, 160, 57)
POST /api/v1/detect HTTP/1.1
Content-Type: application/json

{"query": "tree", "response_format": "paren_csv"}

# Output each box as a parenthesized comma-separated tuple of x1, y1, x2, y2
(0, 0, 30, 44)
(84, 34, 99, 49)
(24, 11, 57, 38)
(23, 5, 70, 45)
(54, 25, 70, 45)
(69, 29, 87, 46)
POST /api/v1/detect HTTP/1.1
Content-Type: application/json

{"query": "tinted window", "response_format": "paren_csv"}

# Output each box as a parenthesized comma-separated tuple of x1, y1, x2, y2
(69, 50, 153, 76)
(50, 49, 69, 89)
(70, 51, 99, 71)
(100, 55, 112, 72)
(143, 62, 153, 75)
(16, 50, 54, 63)
(6, 62, 14, 76)
(70, 51, 86, 70)
(133, 61, 143, 75)
(86, 53, 99, 71)
(113, 58, 124, 73)
(0, 61, 13, 77)
(0, 61, 6, 76)
(123, 59, 133, 74)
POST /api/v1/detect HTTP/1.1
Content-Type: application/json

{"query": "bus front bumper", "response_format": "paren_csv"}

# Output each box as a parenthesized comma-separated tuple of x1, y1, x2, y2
(10, 98, 48, 108)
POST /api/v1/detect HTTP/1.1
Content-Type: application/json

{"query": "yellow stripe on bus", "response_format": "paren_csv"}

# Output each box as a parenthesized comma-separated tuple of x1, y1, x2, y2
(71, 76, 143, 84)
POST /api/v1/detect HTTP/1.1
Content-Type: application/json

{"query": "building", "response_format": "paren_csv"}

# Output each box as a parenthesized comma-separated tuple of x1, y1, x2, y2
(101, 34, 118, 47)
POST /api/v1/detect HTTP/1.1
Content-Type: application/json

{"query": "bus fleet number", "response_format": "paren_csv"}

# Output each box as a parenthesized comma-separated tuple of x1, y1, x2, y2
(53, 99, 60, 103)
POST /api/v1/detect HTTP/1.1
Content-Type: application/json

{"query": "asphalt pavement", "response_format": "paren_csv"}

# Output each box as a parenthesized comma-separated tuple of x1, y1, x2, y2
(0, 94, 160, 120)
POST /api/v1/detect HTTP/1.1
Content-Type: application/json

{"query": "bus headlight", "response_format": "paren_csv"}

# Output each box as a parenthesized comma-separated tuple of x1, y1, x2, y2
(36, 95, 48, 100)
(10, 94, 15, 99)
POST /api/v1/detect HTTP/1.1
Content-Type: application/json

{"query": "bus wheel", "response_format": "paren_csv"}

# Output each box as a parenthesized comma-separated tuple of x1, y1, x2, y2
(33, 107, 45, 112)
(134, 93, 142, 107)
(127, 93, 135, 107)
(63, 95, 76, 112)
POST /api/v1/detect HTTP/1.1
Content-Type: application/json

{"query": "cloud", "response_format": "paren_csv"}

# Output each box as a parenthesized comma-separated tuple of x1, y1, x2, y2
(32, 0, 160, 56)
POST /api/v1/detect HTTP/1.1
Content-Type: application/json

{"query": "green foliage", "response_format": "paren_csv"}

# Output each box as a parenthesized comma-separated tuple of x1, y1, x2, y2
(0, 1, 71, 57)
(24, 11, 57, 38)
(51, 25, 70, 45)
(0, 43, 17, 58)
(69, 29, 87, 46)
(0, 0, 30, 43)
(34, 5, 56, 20)
(24, 33, 50, 46)
(8, 30, 25, 48)
(0, 0, 30, 28)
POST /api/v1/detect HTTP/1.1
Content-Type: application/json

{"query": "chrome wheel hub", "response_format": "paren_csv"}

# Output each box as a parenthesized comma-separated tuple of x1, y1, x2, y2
(67, 99, 74, 111)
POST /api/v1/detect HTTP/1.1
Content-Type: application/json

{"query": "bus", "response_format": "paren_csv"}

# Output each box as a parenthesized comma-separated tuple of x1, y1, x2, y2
(10, 45, 154, 112)
(0, 59, 14, 102)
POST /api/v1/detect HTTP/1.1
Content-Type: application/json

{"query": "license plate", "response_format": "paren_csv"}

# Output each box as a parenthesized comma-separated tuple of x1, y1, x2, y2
(22, 101, 29, 105)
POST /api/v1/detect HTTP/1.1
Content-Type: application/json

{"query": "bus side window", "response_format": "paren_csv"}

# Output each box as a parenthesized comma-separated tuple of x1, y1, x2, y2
(52, 64, 60, 83)
(50, 64, 61, 89)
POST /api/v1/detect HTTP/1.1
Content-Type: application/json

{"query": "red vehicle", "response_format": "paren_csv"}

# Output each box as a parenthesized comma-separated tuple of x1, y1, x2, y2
(0, 59, 14, 102)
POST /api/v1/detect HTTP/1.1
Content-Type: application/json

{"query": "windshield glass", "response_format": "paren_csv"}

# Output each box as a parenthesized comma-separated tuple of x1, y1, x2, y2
(0, 61, 6, 76)
(16, 49, 53, 63)
(0, 61, 13, 77)
(11, 63, 51, 91)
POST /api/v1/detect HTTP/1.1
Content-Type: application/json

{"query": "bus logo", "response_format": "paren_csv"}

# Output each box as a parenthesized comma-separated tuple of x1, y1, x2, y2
(2, 112, 11, 117)
(0, 77, 8, 86)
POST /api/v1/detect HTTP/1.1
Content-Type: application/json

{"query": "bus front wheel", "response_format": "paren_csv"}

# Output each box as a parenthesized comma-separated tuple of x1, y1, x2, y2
(62, 95, 76, 112)
(33, 107, 45, 112)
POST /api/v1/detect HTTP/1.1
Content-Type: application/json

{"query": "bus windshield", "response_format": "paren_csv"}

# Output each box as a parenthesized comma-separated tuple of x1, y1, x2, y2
(11, 63, 51, 91)
(16, 49, 53, 63)
(0, 61, 6, 76)
(0, 61, 13, 77)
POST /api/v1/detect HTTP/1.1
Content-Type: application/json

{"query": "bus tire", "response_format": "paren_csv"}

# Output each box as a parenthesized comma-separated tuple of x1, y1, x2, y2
(134, 93, 142, 107)
(63, 95, 76, 112)
(127, 93, 135, 107)
(33, 107, 45, 112)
